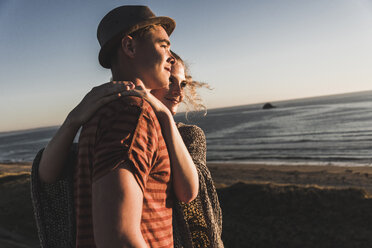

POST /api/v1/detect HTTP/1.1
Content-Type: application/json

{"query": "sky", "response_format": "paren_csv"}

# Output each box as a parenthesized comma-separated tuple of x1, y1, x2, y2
(1, 0, 372, 132)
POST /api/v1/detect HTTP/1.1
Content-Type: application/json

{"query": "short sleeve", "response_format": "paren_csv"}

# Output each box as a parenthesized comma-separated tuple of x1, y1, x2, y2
(126, 103, 159, 192)
(92, 97, 158, 192)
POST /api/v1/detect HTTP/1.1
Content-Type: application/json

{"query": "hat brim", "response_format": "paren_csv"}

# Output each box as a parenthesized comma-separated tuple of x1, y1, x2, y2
(99, 16, 175, 69)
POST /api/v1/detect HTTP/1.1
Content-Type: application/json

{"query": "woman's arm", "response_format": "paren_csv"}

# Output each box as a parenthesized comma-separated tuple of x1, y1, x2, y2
(38, 82, 134, 183)
(157, 110, 199, 203)
(134, 83, 199, 203)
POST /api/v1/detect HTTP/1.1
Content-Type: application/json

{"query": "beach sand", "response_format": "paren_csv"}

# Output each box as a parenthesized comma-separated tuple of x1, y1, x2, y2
(2, 162, 372, 247)
(208, 162, 372, 194)
(0, 163, 39, 248)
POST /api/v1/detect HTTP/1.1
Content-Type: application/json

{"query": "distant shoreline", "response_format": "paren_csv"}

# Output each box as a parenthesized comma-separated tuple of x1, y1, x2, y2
(0, 125, 59, 136)
(0, 163, 32, 175)
(207, 160, 372, 167)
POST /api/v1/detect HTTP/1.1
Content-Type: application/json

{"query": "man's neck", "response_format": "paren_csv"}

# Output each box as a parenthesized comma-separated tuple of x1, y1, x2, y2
(111, 70, 135, 82)
(111, 72, 150, 93)
(111, 60, 150, 92)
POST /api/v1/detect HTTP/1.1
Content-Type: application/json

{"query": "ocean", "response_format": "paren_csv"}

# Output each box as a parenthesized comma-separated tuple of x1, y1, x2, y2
(1, 90, 371, 166)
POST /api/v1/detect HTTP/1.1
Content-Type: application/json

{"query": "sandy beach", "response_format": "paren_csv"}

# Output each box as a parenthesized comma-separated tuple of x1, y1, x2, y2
(4, 162, 372, 192)
(2, 162, 372, 247)
(208, 162, 372, 194)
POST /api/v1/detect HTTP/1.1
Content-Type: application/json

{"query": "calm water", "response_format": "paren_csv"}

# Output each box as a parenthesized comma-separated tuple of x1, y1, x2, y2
(175, 90, 372, 165)
(1, 90, 371, 165)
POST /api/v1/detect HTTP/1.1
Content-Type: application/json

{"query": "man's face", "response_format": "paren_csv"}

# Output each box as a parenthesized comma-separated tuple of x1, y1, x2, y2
(134, 26, 174, 90)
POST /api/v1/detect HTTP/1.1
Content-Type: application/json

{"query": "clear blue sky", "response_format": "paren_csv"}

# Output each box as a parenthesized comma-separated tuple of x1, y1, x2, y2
(1, 0, 372, 132)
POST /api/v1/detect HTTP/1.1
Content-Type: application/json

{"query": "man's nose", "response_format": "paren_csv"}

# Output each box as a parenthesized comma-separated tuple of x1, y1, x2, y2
(167, 51, 176, 65)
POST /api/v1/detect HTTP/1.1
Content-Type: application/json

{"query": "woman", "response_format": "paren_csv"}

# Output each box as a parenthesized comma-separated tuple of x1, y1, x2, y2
(152, 53, 223, 247)
(33, 53, 223, 247)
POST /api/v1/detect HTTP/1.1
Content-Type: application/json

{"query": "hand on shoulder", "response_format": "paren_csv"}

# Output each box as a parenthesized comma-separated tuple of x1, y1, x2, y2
(130, 80, 172, 119)
(66, 81, 135, 128)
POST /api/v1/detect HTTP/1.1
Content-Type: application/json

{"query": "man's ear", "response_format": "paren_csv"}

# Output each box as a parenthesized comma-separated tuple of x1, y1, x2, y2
(121, 35, 137, 58)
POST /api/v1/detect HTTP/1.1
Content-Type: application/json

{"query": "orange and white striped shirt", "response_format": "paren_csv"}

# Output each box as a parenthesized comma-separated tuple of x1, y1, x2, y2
(74, 96, 173, 248)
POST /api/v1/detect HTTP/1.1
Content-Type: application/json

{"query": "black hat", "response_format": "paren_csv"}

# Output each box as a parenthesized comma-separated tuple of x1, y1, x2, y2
(97, 5, 176, 68)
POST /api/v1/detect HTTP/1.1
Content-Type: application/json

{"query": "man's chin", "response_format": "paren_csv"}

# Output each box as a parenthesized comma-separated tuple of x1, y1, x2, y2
(170, 108, 177, 116)
(153, 79, 169, 89)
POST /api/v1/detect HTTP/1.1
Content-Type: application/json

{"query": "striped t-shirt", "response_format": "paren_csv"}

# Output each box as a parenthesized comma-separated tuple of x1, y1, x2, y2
(74, 96, 173, 247)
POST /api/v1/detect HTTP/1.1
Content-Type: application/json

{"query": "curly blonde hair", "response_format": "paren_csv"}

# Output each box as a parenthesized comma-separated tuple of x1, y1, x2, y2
(171, 51, 211, 113)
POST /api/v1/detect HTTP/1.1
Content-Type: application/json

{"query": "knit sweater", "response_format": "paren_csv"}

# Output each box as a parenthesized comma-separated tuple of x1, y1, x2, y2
(173, 123, 223, 248)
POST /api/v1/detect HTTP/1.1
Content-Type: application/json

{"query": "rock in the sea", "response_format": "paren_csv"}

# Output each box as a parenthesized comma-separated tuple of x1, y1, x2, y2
(262, 103, 276, 109)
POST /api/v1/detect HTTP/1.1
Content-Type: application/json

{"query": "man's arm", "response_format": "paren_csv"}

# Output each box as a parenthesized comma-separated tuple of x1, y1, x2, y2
(92, 165, 148, 248)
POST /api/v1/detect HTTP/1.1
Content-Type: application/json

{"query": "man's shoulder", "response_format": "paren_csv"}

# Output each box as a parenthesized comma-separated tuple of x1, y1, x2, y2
(82, 95, 159, 137)
(91, 96, 159, 128)
(109, 95, 145, 110)
(116, 96, 157, 123)
(80, 96, 145, 132)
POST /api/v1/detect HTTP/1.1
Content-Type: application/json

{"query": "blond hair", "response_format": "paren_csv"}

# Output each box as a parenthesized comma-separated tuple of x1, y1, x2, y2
(171, 51, 211, 113)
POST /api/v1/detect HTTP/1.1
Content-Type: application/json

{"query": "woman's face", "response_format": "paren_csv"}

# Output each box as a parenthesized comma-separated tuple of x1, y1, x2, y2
(151, 63, 187, 115)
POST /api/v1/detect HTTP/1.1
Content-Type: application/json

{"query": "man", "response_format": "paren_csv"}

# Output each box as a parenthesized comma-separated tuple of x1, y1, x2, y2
(74, 5, 198, 248)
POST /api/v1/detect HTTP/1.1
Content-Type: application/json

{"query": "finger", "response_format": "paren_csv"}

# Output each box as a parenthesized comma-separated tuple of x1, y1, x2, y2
(97, 90, 136, 105)
(92, 82, 132, 97)
(112, 81, 131, 84)
(96, 94, 122, 106)
(120, 90, 145, 98)
(127, 82, 135, 89)
(112, 80, 134, 86)
(122, 81, 134, 86)
(111, 81, 136, 91)
(135, 84, 145, 91)
(90, 82, 115, 94)
(133, 78, 145, 88)
(124, 85, 133, 91)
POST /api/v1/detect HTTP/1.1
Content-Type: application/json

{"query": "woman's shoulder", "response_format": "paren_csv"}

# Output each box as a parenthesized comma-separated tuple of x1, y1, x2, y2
(177, 122, 205, 135)
(176, 123, 206, 145)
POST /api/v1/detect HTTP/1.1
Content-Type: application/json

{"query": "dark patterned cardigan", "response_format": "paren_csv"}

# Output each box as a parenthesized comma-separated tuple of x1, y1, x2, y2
(173, 123, 223, 248)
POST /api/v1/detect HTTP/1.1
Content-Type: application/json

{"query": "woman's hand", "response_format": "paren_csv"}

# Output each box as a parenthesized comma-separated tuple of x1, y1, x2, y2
(128, 81, 172, 118)
(66, 81, 135, 128)
(39, 81, 134, 183)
